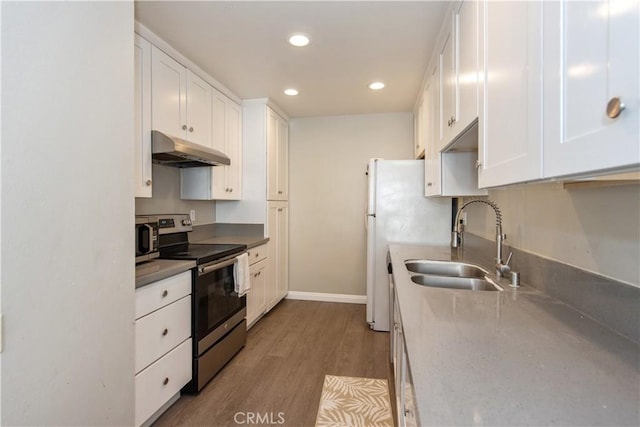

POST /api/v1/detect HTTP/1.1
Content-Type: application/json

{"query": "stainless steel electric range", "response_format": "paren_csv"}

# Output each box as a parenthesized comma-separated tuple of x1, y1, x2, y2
(156, 214, 247, 393)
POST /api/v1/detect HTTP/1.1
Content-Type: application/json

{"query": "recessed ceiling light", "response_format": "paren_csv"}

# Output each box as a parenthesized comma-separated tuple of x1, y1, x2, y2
(368, 81, 385, 90)
(288, 33, 310, 47)
(284, 88, 299, 96)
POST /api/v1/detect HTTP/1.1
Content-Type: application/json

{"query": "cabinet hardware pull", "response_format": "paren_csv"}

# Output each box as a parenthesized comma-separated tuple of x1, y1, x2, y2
(162, 290, 168, 297)
(182, 125, 187, 130)
(189, 127, 194, 132)
(606, 97, 625, 119)
(163, 378, 169, 386)
(427, 182, 433, 186)
(145, 179, 152, 186)
(475, 160, 482, 169)
(162, 328, 168, 336)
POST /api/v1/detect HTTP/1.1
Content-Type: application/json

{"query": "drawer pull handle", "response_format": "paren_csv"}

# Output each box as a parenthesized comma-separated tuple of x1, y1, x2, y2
(163, 377, 169, 386)
(162, 328, 168, 336)
(162, 290, 168, 298)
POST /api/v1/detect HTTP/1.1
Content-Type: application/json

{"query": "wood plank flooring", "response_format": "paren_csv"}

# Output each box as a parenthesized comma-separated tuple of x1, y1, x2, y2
(153, 300, 392, 427)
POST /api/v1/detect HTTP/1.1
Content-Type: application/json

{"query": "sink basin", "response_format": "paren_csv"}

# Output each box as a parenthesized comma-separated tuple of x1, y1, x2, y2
(405, 260, 489, 278)
(410, 274, 503, 291)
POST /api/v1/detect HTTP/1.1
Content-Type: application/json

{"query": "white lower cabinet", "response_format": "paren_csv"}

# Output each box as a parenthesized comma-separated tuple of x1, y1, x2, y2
(135, 271, 193, 427)
(246, 244, 268, 328)
(392, 283, 419, 427)
(135, 339, 192, 427)
(267, 201, 288, 310)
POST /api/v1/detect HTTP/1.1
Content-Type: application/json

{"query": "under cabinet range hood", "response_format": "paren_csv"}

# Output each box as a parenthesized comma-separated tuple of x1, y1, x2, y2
(151, 130, 230, 168)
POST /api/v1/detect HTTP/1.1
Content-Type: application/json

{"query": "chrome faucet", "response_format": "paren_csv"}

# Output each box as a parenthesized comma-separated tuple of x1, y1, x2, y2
(451, 199, 512, 279)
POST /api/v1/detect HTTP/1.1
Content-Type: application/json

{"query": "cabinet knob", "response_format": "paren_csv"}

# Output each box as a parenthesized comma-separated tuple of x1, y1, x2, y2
(606, 97, 625, 119)
(189, 127, 194, 132)
(427, 182, 433, 186)
(475, 160, 482, 169)
(278, 190, 283, 194)
(162, 328, 168, 336)
(163, 378, 169, 386)
(230, 188, 233, 193)
(182, 125, 187, 130)
(162, 290, 168, 298)
(145, 179, 152, 186)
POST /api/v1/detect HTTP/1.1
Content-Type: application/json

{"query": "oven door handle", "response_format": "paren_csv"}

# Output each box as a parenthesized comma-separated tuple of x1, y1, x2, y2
(198, 256, 238, 276)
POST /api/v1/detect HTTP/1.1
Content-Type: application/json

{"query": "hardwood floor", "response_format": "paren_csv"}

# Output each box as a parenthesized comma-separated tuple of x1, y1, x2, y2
(153, 300, 392, 427)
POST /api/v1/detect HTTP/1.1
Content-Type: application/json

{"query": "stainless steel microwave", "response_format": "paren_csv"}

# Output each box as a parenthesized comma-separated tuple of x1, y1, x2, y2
(135, 215, 159, 263)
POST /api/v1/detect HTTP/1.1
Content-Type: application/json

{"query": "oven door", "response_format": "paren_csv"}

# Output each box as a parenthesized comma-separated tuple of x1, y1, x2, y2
(194, 256, 246, 353)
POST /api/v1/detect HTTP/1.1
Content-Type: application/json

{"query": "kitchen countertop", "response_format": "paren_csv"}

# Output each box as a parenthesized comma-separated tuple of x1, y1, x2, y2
(195, 236, 269, 249)
(135, 259, 196, 288)
(389, 244, 640, 426)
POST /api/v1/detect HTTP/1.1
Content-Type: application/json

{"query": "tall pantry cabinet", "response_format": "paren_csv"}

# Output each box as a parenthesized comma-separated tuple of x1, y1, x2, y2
(216, 99, 289, 318)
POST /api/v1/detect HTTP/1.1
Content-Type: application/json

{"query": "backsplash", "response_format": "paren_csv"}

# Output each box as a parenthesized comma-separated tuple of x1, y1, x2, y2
(462, 233, 640, 344)
(135, 164, 216, 224)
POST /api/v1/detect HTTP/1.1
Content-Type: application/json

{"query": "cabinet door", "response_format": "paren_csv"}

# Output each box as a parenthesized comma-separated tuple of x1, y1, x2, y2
(543, 0, 639, 178)
(424, 64, 441, 196)
(225, 101, 242, 198)
(478, 0, 543, 188)
(439, 18, 456, 149)
(185, 70, 212, 147)
(267, 108, 288, 201)
(267, 201, 288, 309)
(210, 90, 228, 198)
(277, 118, 289, 200)
(134, 34, 152, 198)
(267, 109, 279, 200)
(455, 0, 479, 132)
(247, 259, 267, 327)
(276, 203, 289, 300)
(151, 46, 187, 139)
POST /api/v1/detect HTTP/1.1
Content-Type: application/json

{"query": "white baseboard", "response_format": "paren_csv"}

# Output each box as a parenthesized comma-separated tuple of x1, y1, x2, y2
(285, 291, 367, 304)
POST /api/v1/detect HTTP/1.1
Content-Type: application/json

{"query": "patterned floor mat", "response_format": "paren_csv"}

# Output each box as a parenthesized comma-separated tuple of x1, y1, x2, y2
(315, 375, 393, 427)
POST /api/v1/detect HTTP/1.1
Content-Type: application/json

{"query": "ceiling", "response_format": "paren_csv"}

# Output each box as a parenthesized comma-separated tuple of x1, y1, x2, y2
(135, 1, 448, 118)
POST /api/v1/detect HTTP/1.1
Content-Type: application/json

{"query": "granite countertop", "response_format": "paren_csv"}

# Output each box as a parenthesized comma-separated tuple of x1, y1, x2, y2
(389, 244, 640, 426)
(135, 259, 196, 289)
(195, 236, 269, 249)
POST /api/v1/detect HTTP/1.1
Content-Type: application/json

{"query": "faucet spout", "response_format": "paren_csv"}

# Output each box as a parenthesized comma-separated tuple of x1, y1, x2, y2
(451, 199, 510, 277)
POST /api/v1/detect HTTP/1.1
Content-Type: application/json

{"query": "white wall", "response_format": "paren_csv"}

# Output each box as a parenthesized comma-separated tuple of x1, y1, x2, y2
(463, 182, 640, 287)
(135, 164, 216, 224)
(2, 2, 135, 424)
(289, 113, 414, 296)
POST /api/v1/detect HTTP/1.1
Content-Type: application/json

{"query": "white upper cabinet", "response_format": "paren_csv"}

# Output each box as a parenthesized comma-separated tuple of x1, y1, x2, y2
(267, 108, 289, 201)
(151, 46, 213, 148)
(185, 70, 212, 147)
(180, 89, 242, 200)
(425, 59, 486, 198)
(477, 0, 543, 188)
(134, 34, 152, 198)
(542, 0, 639, 178)
(439, 0, 479, 150)
(151, 46, 187, 139)
(455, 0, 479, 135)
(413, 91, 427, 159)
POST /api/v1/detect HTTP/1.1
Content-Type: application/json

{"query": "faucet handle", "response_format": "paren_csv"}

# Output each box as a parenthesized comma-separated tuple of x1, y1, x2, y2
(505, 252, 513, 266)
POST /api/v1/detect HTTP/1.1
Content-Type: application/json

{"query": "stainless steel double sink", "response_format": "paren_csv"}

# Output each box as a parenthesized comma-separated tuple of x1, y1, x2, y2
(405, 260, 504, 292)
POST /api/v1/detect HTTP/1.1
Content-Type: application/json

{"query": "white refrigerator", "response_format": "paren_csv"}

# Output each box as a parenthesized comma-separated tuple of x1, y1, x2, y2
(366, 159, 452, 331)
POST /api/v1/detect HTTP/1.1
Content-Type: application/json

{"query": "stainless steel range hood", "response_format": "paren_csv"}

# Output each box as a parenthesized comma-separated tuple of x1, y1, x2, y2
(151, 130, 230, 167)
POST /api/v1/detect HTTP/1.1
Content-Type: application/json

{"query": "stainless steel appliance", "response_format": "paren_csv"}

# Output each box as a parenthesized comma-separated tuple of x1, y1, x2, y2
(151, 130, 231, 167)
(135, 215, 159, 263)
(155, 214, 247, 393)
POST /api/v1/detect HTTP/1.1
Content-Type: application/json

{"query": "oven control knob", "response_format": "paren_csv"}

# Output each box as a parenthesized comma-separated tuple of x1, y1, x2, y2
(182, 219, 191, 226)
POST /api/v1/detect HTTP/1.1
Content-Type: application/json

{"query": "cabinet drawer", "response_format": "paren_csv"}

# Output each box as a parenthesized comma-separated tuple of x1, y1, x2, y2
(135, 295, 191, 373)
(247, 243, 268, 265)
(135, 270, 191, 319)
(135, 338, 192, 427)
